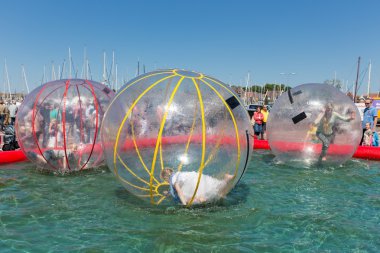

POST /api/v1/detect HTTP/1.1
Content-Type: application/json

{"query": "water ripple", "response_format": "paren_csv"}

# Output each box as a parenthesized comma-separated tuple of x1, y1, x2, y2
(0, 152, 380, 252)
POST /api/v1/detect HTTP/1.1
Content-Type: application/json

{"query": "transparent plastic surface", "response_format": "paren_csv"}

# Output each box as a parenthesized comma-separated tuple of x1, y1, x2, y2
(101, 69, 253, 206)
(267, 83, 361, 168)
(16, 79, 115, 173)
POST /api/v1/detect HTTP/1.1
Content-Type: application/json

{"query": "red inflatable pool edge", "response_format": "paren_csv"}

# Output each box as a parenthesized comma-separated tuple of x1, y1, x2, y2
(1, 139, 380, 166)
(352, 145, 380, 160)
(253, 139, 271, 150)
(253, 139, 380, 160)
(0, 150, 28, 165)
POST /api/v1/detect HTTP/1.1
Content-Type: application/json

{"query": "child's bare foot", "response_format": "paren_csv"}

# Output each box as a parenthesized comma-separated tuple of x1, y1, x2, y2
(224, 174, 234, 181)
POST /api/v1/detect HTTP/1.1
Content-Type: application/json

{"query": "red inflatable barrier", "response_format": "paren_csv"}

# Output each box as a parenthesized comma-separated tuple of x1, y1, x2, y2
(0, 150, 27, 164)
(352, 145, 380, 160)
(2, 138, 380, 166)
(0, 143, 103, 166)
(253, 139, 380, 160)
(253, 139, 271, 150)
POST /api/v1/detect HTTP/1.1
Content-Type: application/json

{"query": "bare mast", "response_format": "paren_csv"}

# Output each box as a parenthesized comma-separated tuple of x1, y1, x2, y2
(4, 59, 12, 99)
(245, 72, 250, 105)
(367, 60, 372, 97)
(136, 58, 140, 77)
(81, 46, 87, 79)
(51, 61, 56, 80)
(115, 63, 118, 91)
(102, 51, 107, 85)
(111, 51, 115, 89)
(353, 56, 361, 102)
(21, 65, 30, 93)
(69, 47, 72, 79)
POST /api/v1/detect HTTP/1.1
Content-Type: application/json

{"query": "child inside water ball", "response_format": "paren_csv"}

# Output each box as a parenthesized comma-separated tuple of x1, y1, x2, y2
(314, 103, 355, 163)
(160, 167, 234, 205)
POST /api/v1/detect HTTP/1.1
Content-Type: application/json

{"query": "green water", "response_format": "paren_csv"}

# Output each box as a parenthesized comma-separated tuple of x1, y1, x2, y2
(1, 150, 380, 252)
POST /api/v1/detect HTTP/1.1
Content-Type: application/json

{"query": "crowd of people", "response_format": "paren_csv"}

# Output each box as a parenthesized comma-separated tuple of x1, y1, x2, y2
(0, 99, 22, 131)
(17, 98, 99, 171)
(18, 98, 97, 149)
(0, 97, 98, 154)
(360, 98, 379, 147)
(0, 98, 23, 151)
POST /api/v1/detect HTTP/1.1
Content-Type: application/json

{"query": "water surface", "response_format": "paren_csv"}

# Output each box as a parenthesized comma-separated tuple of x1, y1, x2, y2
(1, 150, 379, 252)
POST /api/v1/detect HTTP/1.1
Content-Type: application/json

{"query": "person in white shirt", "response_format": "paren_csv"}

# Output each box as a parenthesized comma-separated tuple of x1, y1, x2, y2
(8, 100, 18, 125)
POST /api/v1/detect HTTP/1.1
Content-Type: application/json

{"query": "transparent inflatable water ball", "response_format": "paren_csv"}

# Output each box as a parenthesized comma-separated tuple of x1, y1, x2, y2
(267, 83, 361, 168)
(16, 79, 115, 173)
(101, 69, 253, 206)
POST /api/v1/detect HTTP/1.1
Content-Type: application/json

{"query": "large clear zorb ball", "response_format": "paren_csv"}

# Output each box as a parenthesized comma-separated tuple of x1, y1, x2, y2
(16, 79, 115, 174)
(101, 69, 253, 206)
(267, 83, 361, 168)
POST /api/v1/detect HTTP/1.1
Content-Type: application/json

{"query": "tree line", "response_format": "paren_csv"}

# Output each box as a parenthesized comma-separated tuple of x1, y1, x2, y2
(231, 83, 292, 93)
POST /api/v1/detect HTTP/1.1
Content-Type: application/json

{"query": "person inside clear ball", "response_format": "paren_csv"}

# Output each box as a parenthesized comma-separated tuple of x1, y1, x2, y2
(40, 102, 52, 146)
(32, 143, 79, 173)
(47, 119, 60, 147)
(160, 167, 234, 205)
(84, 103, 96, 143)
(314, 103, 355, 163)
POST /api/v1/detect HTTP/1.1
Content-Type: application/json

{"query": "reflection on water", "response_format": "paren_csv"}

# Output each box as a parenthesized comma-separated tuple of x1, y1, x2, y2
(0, 150, 380, 252)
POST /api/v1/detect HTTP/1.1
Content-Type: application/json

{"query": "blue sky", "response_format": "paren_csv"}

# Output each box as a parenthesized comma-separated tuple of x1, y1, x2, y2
(0, 0, 379, 95)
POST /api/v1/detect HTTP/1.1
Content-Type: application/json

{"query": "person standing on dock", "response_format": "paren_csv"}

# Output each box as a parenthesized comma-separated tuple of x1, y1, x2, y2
(8, 100, 18, 126)
(0, 100, 6, 132)
(252, 106, 264, 140)
(362, 122, 373, 146)
(360, 99, 378, 145)
(261, 105, 269, 140)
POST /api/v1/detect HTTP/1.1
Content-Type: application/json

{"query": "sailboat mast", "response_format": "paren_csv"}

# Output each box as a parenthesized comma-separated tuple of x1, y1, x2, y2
(111, 51, 115, 89)
(80, 47, 86, 79)
(2, 73, 5, 99)
(115, 63, 118, 91)
(367, 60, 372, 97)
(43, 65, 47, 83)
(2, 62, 6, 98)
(103, 51, 107, 85)
(60, 60, 66, 80)
(354, 56, 361, 102)
(84, 47, 87, 79)
(51, 61, 56, 80)
(21, 65, 29, 93)
(86, 59, 89, 80)
(4, 59, 12, 99)
(137, 59, 140, 76)
(69, 47, 72, 79)
(245, 72, 250, 105)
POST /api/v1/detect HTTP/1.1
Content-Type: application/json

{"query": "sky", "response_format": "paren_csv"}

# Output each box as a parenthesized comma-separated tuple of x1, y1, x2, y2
(0, 0, 380, 95)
